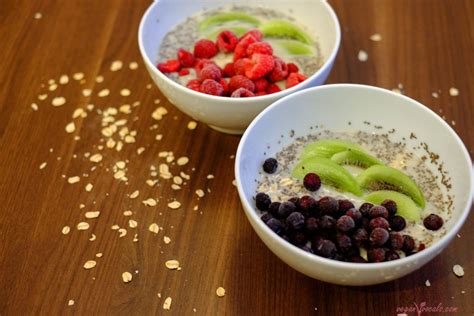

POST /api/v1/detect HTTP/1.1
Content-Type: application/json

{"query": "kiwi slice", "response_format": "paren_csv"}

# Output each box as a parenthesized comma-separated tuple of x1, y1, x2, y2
(270, 39, 314, 55)
(330, 149, 383, 168)
(364, 190, 420, 221)
(300, 139, 364, 161)
(357, 165, 425, 207)
(199, 12, 260, 33)
(292, 157, 363, 196)
(259, 20, 313, 44)
(205, 26, 249, 40)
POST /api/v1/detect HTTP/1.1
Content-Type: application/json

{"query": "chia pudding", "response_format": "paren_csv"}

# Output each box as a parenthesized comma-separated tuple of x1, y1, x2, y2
(255, 128, 452, 263)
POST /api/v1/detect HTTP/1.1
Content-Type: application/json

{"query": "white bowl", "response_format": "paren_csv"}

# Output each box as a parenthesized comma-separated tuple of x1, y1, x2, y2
(138, 0, 341, 134)
(235, 84, 473, 286)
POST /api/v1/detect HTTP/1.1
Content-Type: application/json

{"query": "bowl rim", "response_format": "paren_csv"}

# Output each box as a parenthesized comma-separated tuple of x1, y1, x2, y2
(138, 0, 341, 102)
(235, 83, 473, 270)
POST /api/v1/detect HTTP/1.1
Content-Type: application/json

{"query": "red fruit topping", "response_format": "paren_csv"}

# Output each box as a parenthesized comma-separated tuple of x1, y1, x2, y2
(253, 78, 269, 92)
(186, 79, 201, 92)
(266, 83, 281, 94)
(223, 63, 235, 77)
(198, 64, 222, 81)
(194, 39, 218, 59)
(229, 75, 255, 93)
(285, 72, 307, 88)
(178, 69, 190, 76)
(230, 88, 255, 98)
(200, 79, 224, 96)
(194, 59, 214, 73)
(287, 62, 299, 73)
(157, 59, 181, 73)
(219, 78, 229, 95)
(244, 54, 275, 80)
(216, 30, 239, 53)
(177, 48, 195, 67)
(234, 34, 258, 61)
(267, 57, 288, 82)
(233, 58, 248, 76)
(246, 42, 273, 57)
(255, 91, 267, 96)
(240, 29, 263, 41)
(303, 173, 321, 191)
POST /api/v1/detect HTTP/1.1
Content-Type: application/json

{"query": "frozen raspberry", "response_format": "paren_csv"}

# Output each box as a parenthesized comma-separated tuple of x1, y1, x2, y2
(233, 58, 248, 76)
(369, 206, 389, 219)
(246, 42, 273, 57)
(229, 75, 255, 93)
(200, 79, 225, 96)
(219, 79, 229, 95)
(338, 200, 355, 213)
(369, 217, 390, 230)
(267, 58, 288, 82)
(266, 83, 281, 94)
(244, 54, 276, 79)
(255, 91, 267, 96)
(198, 64, 222, 81)
(216, 30, 239, 53)
(177, 48, 195, 67)
(285, 72, 307, 88)
(369, 228, 389, 246)
(223, 63, 235, 77)
(336, 215, 355, 233)
(234, 34, 258, 61)
(385, 250, 400, 261)
(268, 202, 281, 217)
(352, 228, 368, 247)
(253, 78, 269, 92)
(290, 231, 307, 246)
(303, 173, 321, 191)
(194, 39, 218, 59)
(194, 59, 214, 73)
(423, 214, 443, 231)
(388, 232, 403, 250)
(305, 217, 318, 234)
(287, 62, 299, 73)
(186, 79, 201, 92)
(178, 69, 190, 76)
(345, 208, 362, 224)
(367, 248, 386, 263)
(336, 233, 352, 253)
(240, 29, 264, 41)
(230, 88, 255, 98)
(255, 192, 271, 211)
(157, 59, 181, 73)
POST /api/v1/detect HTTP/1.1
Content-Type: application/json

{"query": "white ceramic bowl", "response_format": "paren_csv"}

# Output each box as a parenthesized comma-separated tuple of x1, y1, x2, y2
(235, 84, 473, 286)
(138, 0, 341, 134)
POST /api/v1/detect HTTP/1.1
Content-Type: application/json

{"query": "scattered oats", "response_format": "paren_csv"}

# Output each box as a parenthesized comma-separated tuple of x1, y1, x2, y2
(449, 87, 459, 96)
(89, 234, 96, 241)
(157, 293, 162, 298)
(89, 153, 103, 163)
(72, 108, 86, 118)
(31, 103, 39, 111)
(137, 147, 145, 155)
(95, 75, 104, 83)
(187, 121, 197, 130)
(146, 179, 158, 187)
(143, 198, 157, 207)
(77, 222, 90, 230)
(453, 264, 464, 277)
(83, 260, 97, 269)
(129, 62, 138, 70)
(118, 228, 127, 238)
(122, 271, 133, 283)
(115, 161, 126, 169)
(85, 211, 100, 219)
(193, 308, 197, 313)
(48, 83, 58, 91)
(232, 179, 236, 186)
(59, 75, 69, 84)
(124, 135, 136, 143)
(163, 236, 171, 244)
(133, 234, 138, 242)
(34, 12, 42, 19)
(96, 253, 103, 258)
(86, 104, 94, 111)
(128, 219, 138, 228)
(62, 226, 71, 235)
(207, 174, 214, 179)
(171, 184, 181, 190)
(65, 122, 76, 133)
(180, 172, 190, 180)
(68, 299, 74, 306)
(39, 162, 47, 170)
(195, 189, 205, 198)
(163, 297, 172, 310)
(173, 176, 183, 185)
(38, 94, 48, 101)
(68, 176, 80, 184)
(119, 104, 131, 113)
(123, 210, 133, 216)
(111, 225, 120, 230)
(432, 92, 439, 98)
(370, 33, 382, 41)
(425, 280, 431, 287)
(391, 88, 401, 94)
(177, 157, 189, 166)
(165, 260, 180, 270)
(229, 155, 235, 159)
(82, 88, 92, 97)
(152, 106, 168, 120)
(85, 183, 93, 192)
(52, 96, 66, 107)
(114, 170, 126, 180)
(216, 287, 226, 297)
(120, 89, 131, 96)
(155, 134, 163, 141)
(98, 89, 110, 97)
(130, 190, 139, 199)
(167, 201, 181, 209)
(73, 72, 84, 81)
(110, 60, 123, 72)
(149, 223, 159, 234)
(357, 50, 368, 62)
(79, 204, 85, 209)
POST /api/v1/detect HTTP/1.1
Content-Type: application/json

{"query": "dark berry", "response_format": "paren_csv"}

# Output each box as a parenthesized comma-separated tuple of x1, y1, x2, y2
(385, 250, 400, 261)
(345, 246, 360, 258)
(288, 197, 300, 209)
(352, 228, 369, 247)
(418, 243, 426, 252)
(277, 201, 295, 219)
(268, 202, 281, 217)
(255, 193, 271, 211)
(423, 214, 444, 231)
(336, 233, 352, 253)
(349, 255, 367, 263)
(299, 246, 314, 253)
(389, 215, 406, 231)
(369, 228, 389, 247)
(369, 217, 390, 230)
(303, 173, 321, 191)
(345, 208, 363, 224)
(369, 206, 389, 219)
(290, 230, 307, 246)
(359, 202, 374, 217)
(311, 235, 325, 252)
(318, 215, 335, 231)
(361, 217, 370, 230)
(315, 239, 336, 258)
(336, 215, 355, 232)
(299, 195, 317, 216)
(333, 253, 347, 262)
(262, 158, 278, 174)
(367, 248, 386, 263)
(286, 212, 305, 230)
(318, 196, 338, 215)
(266, 218, 282, 234)
(381, 199, 397, 216)
(388, 232, 403, 250)
(338, 199, 355, 213)
(260, 212, 272, 223)
(402, 235, 415, 254)
(305, 217, 319, 234)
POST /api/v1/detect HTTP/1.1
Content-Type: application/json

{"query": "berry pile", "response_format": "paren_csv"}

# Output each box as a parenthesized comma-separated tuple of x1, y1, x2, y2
(157, 29, 307, 97)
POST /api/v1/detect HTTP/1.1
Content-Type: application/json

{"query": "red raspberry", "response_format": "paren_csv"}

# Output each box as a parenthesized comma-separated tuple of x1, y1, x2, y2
(253, 78, 269, 92)
(246, 42, 273, 57)
(194, 59, 214, 73)
(157, 59, 181, 73)
(230, 88, 255, 98)
(223, 63, 235, 77)
(200, 79, 224, 96)
(177, 48, 195, 67)
(285, 72, 308, 88)
(244, 54, 275, 80)
(287, 63, 299, 73)
(267, 57, 288, 82)
(216, 30, 239, 53)
(194, 39, 218, 59)
(229, 75, 255, 93)
(219, 79, 229, 95)
(266, 83, 281, 94)
(240, 29, 263, 41)
(234, 34, 258, 61)
(255, 91, 267, 96)
(198, 64, 222, 81)
(186, 79, 201, 92)
(178, 69, 190, 76)
(233, 58, 248, 76)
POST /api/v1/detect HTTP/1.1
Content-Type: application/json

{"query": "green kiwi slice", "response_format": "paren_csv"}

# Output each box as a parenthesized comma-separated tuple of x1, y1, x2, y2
(300, 139, 364, 161)
(199, 12, 260, 33)
(364, 190, 420, 221)
(205, 26, 249, 40)
(292, 157, 363, 196)
(270, 39, 314, 55)
(330, 149, 383, 168)
(259, 20, 313, 44)
(357, 165, 425, 207)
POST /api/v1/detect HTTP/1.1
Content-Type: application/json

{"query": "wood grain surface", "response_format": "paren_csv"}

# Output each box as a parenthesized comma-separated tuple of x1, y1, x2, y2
(0, 0, 473, 315)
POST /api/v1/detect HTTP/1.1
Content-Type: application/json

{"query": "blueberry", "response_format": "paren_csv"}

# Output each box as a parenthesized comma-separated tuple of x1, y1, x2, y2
(352, 228, 369, 247)
(318, 215, 335, 231)
(316, 239, 336, 258)
(381, 199, 397, 216)
(369, 217, 390, 230)
(286, 212, 305, 230)
(305, 217, 319, 234)
(268, 202, 281, 217)
(303, 173, 321, 191)
(367, 248, 386, 263)
(359, 202, 374, 217)
(389, 215, 406, 231)
(278, 201, 296, 219)
(389, 232, 403, 250)
(345, 208, 362, 224)
(299, 195, 317, 216)
(402, 235, 415, 254)
(369, 205, 389, 219)
(290, 231, 307, 246)
(262, 158, 278, 174)
(369, 228, 389, 247)
(336, 215, 355, 232)
(338, 199, 355, 213)
(336, 233, 352, 253)
(288, 197, 300, 209)
(311, 235, 325, 253)
(318, 196, 338, 215)
(266, 218, 282, 234)
(349, 255, 367, 263)
(360, 217, 370, 230)
(260, 212, 272, 223)
(385, 250, 400, 261)
(255, 192, 271, 211)
(423, 214, 443, 231)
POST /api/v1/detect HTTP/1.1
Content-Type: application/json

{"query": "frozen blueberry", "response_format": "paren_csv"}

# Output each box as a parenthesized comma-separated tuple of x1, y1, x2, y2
(315, 239, 336, 258)
(367, 248, 386, 263)
(359, 202, 374, 217)
(305, 217, 319, 234)
(268, 202, 281, 217)
(402, 235, 415, 254)
(369, 228, 389, 247)
(352, 228, 369, 247)
(278, 201, 296, 219)
(336, 233, 352, 253)
(336, 215, 355, 232)
(288, 197, 300, 209)
(303, 173, 321, 191)
(299, 195, 317, 216)
(260, 212, 272, 223)
(318, 196, 339, 215)
(345, 208, 363, 224)
(286, 212, 305, 230)
(338, 199, 355, 213)
(255, 192, 271, 211)
(262, 158, 278, 174)
(290, 231, 307, 246)
(385, 250, 400, 261)
(266, 218, 282, 234)
(389, 215, 406, 231)
(311, 235, 325, 253)
(423, 214, 443, 231)
(369, 217, 390, 230)
(318, 215, 335, 231)
(299, 246, 314, 253)
(369, 205, 389, 219)
(389, 232, 403, 250)
(349, 255, 367, 263)
(381, 199, 397, 217)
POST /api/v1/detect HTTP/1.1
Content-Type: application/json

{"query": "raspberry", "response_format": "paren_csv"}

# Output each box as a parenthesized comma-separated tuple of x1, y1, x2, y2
(287, 62, 299, 73)
(198, 64, 222, 81)
(244, 54, 275, 80)
(255, 91, 267, 96)
(267, 57, 288, 82)
(157, 59, 181, 73)
(253, 78, 269, 92)
(194, 39, 218, 59)
(223, 63, 235, 77)
(200, 79, 224, 96)
(219, 79, 229, 95)
(229, 75, 255, 93)
(216, 30, 238, 53)
(285, 72, 307, 88)
(246, 42, 273, 57)
(230, 88, 255, 98)
(234, 34, 258, 61)
(233, 58, 248, 76)
(266, 83, 281, 94)
(178, 69, 190, 76)
(177, 48, 195, 67)
(240, 29, 263, 41)
(194, 59, 214, 73)
(186, 79, 201, 92)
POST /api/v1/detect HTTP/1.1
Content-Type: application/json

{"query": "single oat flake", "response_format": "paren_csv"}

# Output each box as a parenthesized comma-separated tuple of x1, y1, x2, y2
(83, 260, 97, 269)
(165, 260, 180, 270)
(110, 60, 123, 72)
(453, 264, 464, 277)
(358, 50, 368, 62)
(68, 176, 80, 184)
(167, 201, 181, 209)
(216, 287, 226, 297)
(62, 226, 71, 235)
(39, 162, 47, 170)
(163, 236, 171, 244)
(120, 89, 131, 96)
(187, 121, 197, 130)
(59, 75, 69, 85)
(98, 89, 110, 97)
(34, 12, 42, 19)
(449, 87, 459, 96)
(195, 189, 205, 198)
(68, 299, 75, 306)
(163, 297, 172, 310)
(52, 97, 66, 107)
(370, 33, 382, 41)
(85, 211, 100, 219)
(65, 122, 76, 133)
(85, 183, 93, 192)
(149, 223, 159, 234)
(77, 222, 90, 230)
(73, 72, 84, 81)
(151, 106, 168, 120)
(177, 157, 189, 166)
(143, 198, 157, 207)
(122, 271, 133, 283)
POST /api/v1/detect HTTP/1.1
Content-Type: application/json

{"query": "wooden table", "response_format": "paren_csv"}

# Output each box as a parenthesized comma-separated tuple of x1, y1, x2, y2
(0, 0, 472, 314)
